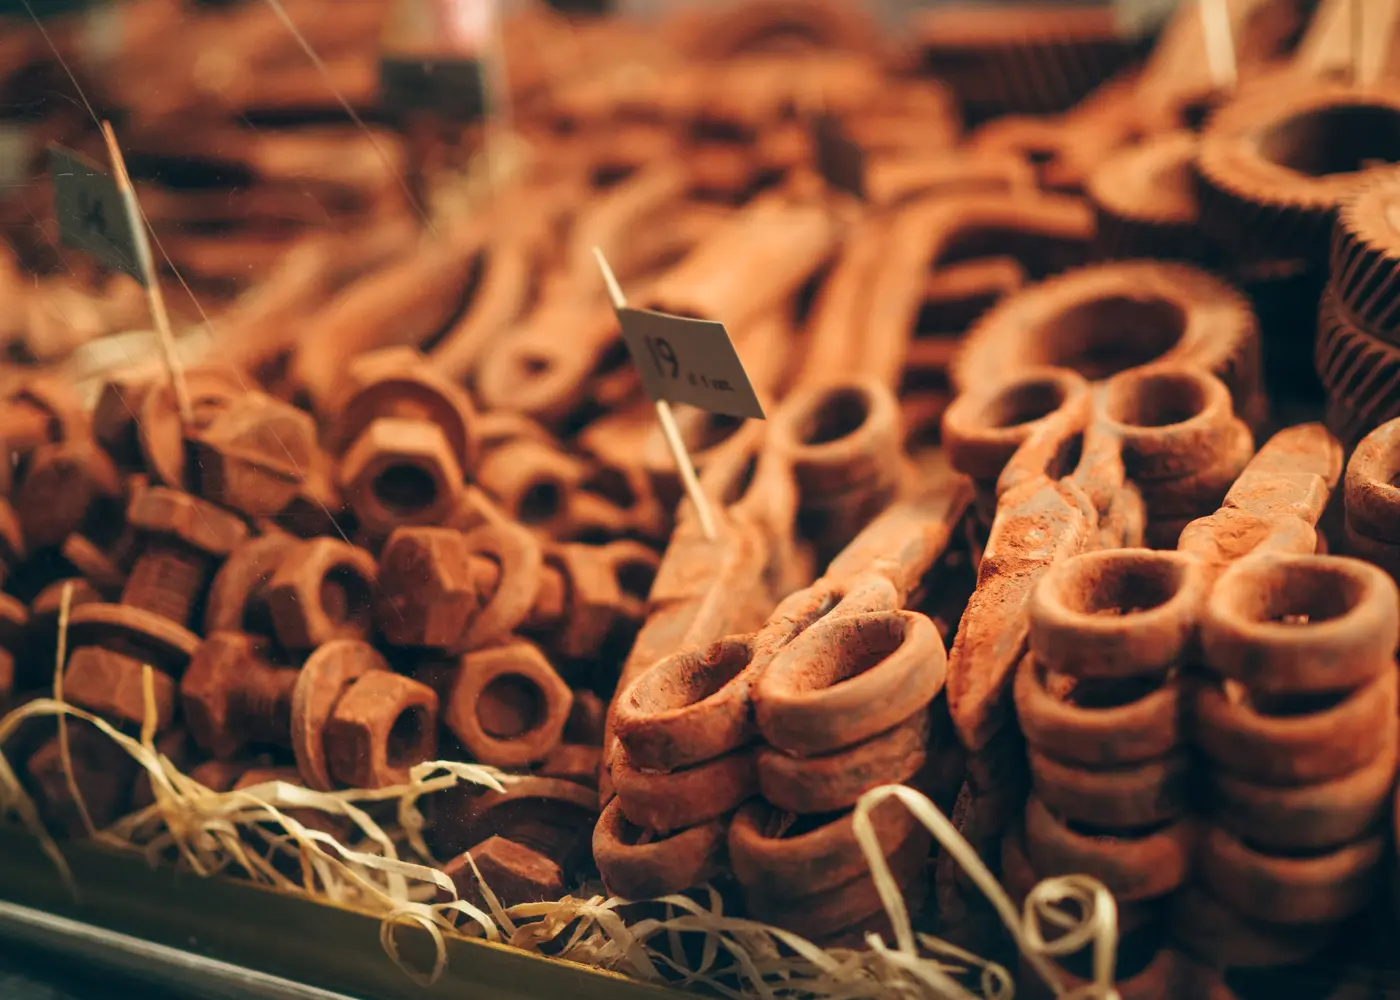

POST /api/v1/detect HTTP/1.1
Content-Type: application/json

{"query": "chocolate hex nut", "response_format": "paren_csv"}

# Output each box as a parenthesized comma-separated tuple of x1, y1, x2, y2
(444, 642, 572, 769)
(325, 670, 439, 789)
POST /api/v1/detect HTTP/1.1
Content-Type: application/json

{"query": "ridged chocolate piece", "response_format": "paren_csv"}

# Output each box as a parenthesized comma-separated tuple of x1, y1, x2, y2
(1315, 288, 1400, 447)
(1196, 83, 1400, 265)
(953, 260, 1262, 419)
(1330, 168, 1400, 347)
(1089, 130, 1216, 263)
(915, 6, 1142, 121)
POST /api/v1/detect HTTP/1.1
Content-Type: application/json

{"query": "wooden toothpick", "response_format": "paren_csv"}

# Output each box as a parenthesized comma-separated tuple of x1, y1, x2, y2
(100, 121, 192, 426)
(593, 248, 718, 541)
(1200, 0, 1238, 92)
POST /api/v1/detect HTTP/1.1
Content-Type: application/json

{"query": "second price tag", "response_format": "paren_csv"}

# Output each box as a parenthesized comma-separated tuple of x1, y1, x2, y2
(616, 308, 765, 420)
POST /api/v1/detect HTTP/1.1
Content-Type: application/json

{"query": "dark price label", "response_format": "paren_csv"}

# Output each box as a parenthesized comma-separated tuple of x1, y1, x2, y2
(812, 113, 865, 201)
(379, 57, 488, 122)
(616, 307, 765, 420)
(542, 0, 611, 14)
(49, 145, 144, 285)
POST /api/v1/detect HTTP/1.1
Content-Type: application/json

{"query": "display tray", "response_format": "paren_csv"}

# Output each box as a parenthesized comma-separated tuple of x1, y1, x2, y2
(0, 824, 684, 1000)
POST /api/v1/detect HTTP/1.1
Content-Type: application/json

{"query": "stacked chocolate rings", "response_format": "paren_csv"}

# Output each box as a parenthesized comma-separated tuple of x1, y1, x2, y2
(1187, 553, 1400, 966)
(1319, 173, 1400, 444)
(1014, 547, 1207, 948)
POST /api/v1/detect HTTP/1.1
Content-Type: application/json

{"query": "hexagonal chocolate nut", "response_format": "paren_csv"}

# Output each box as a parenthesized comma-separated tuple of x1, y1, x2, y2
(128, 486, 249, 557)
(191, 392, 319, 518)
(375, 527, 480, 648)
(324, 670, 439, 788)
(65, 645, 177, 730)
(338, 418, 464, 537)
(262, 538, 377, 650)
(441, 835, 564, 911)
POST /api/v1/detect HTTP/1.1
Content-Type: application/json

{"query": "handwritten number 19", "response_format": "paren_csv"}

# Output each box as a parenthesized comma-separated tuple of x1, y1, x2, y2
(645, 336, 679, 379)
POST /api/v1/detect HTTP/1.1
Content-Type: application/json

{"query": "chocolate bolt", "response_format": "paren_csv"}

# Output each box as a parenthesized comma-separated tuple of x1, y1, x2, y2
(377, 523, 656, 658)
(329, 348, 479, 539)
(189, 391, 319, 519)
(290, 639, 438, 791)
(14, 436, 124, 551)
(122, 486, 250, 628)
(61, 493, 243, 731)
(182, 632, 298, 761)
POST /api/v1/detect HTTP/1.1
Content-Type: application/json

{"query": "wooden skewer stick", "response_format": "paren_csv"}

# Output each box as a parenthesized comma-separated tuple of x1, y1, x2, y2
(483, 0, 514, 194)
(592, 248, 718, 541)
(99, 121, 192, 426)
(1351, 0, 1365, 83)
(1201, 0, 1238, 91)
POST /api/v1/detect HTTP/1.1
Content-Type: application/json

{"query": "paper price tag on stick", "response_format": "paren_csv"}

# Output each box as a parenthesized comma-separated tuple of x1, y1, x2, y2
(594, 248, 764, 540)
(811, 113, 865, 201)
(616, 308, 765, 420)
(50, 145, 144, 285)
(0, 124, 31, 188)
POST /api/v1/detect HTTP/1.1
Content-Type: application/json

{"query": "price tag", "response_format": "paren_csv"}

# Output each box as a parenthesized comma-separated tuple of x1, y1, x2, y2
(812, 113, 865, 200)
(0, 124, 30, 188)
(379, 57, 488, 121)
(1113, 0, 1177, 38)
(616, 307, 765, 420)
(50, 145, 144, 285)
(543, 0, 612, 13)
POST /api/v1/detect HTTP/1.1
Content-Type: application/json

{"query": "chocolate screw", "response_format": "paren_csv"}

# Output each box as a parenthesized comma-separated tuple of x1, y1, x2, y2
(182, 632, 298, 761)
(123, 486, 249, 627)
